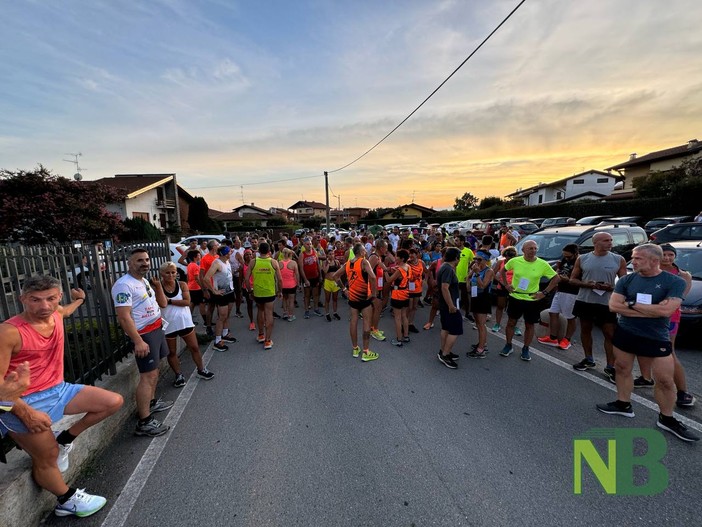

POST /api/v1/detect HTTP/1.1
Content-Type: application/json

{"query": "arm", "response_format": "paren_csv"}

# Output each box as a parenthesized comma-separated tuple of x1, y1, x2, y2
(204, 262, 222, 294)
(150, 278, 168, 308)
(272, 260, 283, 297)
(172, 282, 190, 306)
(531, 274, 560, 300)
(56, 288, 86, 318)
(475, 268, 494, 289)
(363, 259, 377, 297)
(680, 270, 692, 297)
(567, 256, 595, 289)
(500, 266, 514, 293)
(115, 306, 151, 358)
(297, 253, 308, 285)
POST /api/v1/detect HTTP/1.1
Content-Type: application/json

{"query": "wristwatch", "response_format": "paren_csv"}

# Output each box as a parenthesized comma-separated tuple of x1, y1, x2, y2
(0, 401, 13, 413)
(627, 300, 636, 309)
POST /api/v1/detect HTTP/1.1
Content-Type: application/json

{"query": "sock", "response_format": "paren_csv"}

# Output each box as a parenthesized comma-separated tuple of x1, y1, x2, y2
(550, 334, 557, 340)
(215, 336, 222, 344)
(58, 488, 77, 505)
(222, 328, 229, 336)
(659, 413, 675, 424)
(56, 430, 77, 445)
(616, 400, 631, 408)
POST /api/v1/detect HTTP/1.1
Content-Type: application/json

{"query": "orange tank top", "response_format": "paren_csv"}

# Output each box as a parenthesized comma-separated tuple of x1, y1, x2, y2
(346, 258, 370, 302)
(391, 266, 410, 301)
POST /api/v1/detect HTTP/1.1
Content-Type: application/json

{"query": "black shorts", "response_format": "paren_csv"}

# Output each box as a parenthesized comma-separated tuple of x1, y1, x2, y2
(134, 326, 169, 373)
(494, 288, 509, 298)
(254, 295, 276, 305)
(307, 277, 320, 288)
(573, 300, 617, 325)
(348, 298, 373, 311)
(471, 292, 492, 315)
(507, 297, 541, 324)
(439, 309, 463, 336)
(211, 292, 235, 307)
(282, 287, 297, 295)
(612, 326, 672, 358)
(165, 326, 195, 339)
(409, 292, 422, 299)
(391, 298, 409, 309)
(190, 289, 204, 305)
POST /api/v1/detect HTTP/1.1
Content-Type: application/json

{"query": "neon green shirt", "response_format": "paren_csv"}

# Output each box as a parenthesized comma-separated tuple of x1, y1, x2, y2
(504, 256, 556, 301)
(252, 257, 277, 297)
(455, 247, 475, 283)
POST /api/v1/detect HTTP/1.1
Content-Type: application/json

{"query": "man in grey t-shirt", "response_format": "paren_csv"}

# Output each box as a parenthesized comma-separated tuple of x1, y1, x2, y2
(569, 232, 627, 380)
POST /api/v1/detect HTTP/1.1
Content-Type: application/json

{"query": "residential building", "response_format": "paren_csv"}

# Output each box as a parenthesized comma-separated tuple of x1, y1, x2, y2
(288, 200, 329, 221)
(506, 170, 621, 206)
(212, 203, 275, 230)
(381, 203, 435, 220)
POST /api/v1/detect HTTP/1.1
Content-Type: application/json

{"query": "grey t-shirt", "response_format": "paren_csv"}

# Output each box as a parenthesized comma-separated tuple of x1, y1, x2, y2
(437, 262, 459, 311)
(614, 271, 686, 341)
(575, 252, 624, 305)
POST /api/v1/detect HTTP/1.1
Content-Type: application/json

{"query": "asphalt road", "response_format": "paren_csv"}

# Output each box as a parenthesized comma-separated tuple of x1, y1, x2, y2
(45, 302, 702, 527)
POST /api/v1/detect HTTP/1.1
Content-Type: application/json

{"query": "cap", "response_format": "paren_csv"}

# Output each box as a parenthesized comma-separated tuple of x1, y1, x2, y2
(219, 246, 231, 256)
(243, 241, 252, 248)
(660, 244, 676, 255)
(476, 251, 491, 260)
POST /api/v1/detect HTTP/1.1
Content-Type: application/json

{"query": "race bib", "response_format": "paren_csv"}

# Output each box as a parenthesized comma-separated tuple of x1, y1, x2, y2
(378, 277, 383, 287)
(517, 278, 530, 291)
(636, 293, 653, 305)
(409, 282, 416, 292)
(471, 285, 478, 297)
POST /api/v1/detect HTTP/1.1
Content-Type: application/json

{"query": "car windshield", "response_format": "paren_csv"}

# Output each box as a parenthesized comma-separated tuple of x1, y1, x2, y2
(677, 249, 702, 280)
(515, 232, 580, 261)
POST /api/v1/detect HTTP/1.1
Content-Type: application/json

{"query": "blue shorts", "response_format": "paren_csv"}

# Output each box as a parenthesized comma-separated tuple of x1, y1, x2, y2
(0, 382, 84, 437)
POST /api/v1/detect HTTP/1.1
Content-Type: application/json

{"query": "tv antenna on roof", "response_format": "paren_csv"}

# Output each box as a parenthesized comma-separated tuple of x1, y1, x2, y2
(63, 152, 86, 181)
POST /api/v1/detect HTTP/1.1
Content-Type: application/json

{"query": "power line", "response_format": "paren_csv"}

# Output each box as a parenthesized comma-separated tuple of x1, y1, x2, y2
(327, 0, 526, 174)
(188, 173, 322, 190)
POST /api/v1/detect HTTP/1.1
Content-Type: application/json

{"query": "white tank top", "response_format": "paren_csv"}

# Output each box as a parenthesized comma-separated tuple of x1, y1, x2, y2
(161, 281, 194, 333)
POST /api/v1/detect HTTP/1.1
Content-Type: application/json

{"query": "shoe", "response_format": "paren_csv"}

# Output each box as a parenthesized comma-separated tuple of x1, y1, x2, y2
(677, 392, 696, 408)
(205, 326, 214, 337)
(288, 315, 296, 322)
(467, 349, 487, 359)
(149, 397, 173, 413)
(537, 336, 559, 347)
(213, 341, 229, 352)
(596, 401, 634, 418)
(173, 374, 186, 388)
(197, 369, 215, 380)
(56, 442, 74, 473)
(408, 324, 419, 334)
(472, 324, 478, 330)
(361, 350, 379, 362)
(558, 338, 571, 350)
(520, 347, 531, 361)
(304, 310, 310, 319)
(282, 314, 289, 320)
(391, 338, 403, 347)
(371, 329, 386, 341)
(573, 358, 596, 371)
(54, 489, 107, 518)
(314, 309, 324, 317)
(294, 300, 299, 307)
(264, 340, 273, 350)
(448, 352, 460, 361)
(499, 344, 513, 357)
(326, 313, 332, 322)
(514, 327, 523, 337)
(491, 323, 500, 332)
(273, 311, 281, 319)
(471, 343, 488, 352)
(437, 352, 457, 369)
(417, 300, 424, 308)
(333, 313, 341, 320)
(657, 415, 700, 442)
(402, 336, 410, 343)
(235, 311, 244, 318)
(423, 322, 434, 330)
(256, 333, 265, 343)
(318, 301, 324, 308)
(604, 367, 616, 384)
(249, 322, 256, 331)
(135, 417, 170, 436)
(633, 376, 655, 388)
(352, 346, 361, 358)
(221, 334, 237, 343)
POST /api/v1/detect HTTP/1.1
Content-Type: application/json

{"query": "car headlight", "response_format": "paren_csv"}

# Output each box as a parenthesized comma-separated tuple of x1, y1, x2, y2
(680, 305, 702, 314)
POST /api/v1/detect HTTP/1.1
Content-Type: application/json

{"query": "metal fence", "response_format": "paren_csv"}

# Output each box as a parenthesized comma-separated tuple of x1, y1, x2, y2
(0, 240, 171, 385)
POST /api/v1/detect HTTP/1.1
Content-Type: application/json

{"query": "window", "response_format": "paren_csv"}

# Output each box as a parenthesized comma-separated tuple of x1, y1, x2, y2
(597, 177, 609, 183)
(133, 212, 149, 221)
(538, 195, 543, 204)
(556, 191, 563, 200)
(573, 179, 585, 184)
(632, 232, 646, 244)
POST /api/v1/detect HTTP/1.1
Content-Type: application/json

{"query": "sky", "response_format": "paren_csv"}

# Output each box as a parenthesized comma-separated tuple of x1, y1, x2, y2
(2, 0, 701, 212)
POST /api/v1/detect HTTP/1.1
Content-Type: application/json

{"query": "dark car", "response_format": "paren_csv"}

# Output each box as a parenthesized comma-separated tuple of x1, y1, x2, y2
(649, 222, 702, 244)
(510, 222, 539, 237)
(608, 216, 644, 226)
(576, 215, 614, 226)
(644, 216, 693, 236)
(663, 241, 702, 335)
(515, 223, 647, 264)
(528, 218, 546, 227)
(540, 217, 576, 228)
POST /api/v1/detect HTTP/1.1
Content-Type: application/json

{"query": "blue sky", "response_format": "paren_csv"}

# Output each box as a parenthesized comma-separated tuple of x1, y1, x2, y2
(2, 0, 701, 212)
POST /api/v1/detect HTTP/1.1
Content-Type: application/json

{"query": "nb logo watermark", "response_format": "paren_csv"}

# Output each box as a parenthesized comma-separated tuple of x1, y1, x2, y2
(573, 428, 668, 495)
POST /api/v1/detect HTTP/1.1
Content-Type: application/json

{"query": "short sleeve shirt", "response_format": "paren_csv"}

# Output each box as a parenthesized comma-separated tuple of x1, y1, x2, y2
(455, 247, 475, 283)
(437, 262, 459, 311)
(111, 274, 161, 331)
(505, 256, 557, 301)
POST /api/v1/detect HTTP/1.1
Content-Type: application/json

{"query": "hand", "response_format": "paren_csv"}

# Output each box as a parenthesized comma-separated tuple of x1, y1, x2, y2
(134, 339, 150, 358)
(305, 280, 310, 287)
(530, 291, 545, 299)
(449, 306, 457, 314)
(149, 278, 162, 289)
(70, 288, 86, 302)
(0, 361, 30, 401)
(20, 408, 52, 434)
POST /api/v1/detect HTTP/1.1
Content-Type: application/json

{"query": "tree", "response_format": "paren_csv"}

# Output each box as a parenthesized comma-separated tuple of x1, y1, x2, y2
(0, 166, 126, 244)
(634, 157, 702, 199)
(187, 196, 222, 233)
(122, 217, 162, 242)
(454, 192, 478, 211)
(391, 209, 406, 219)
(479, 196, 505, 209)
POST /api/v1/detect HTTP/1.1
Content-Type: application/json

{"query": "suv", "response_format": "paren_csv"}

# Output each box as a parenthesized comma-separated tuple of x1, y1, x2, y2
(457, 220, 487, 236)
(540, 217, 576, 228)
(644, 216, 693, 236)
(515, 223, 647, 264)
(649, 222, 702, 244)
(576, 215, 614, 226)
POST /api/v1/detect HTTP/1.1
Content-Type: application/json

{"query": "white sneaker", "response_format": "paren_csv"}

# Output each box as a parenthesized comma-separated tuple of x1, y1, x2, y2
(54, 488, 107, 517)
(57, 442, 74, 473)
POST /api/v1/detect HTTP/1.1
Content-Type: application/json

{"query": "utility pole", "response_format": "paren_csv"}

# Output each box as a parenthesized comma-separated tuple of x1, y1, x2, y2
(324, 171, 330, 232)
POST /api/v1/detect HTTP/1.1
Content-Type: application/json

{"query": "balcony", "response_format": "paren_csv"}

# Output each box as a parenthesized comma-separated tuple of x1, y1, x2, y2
(156, 199, 176, 209)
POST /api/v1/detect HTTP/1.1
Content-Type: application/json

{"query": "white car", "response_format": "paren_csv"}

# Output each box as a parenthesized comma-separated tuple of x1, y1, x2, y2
(441, 221, 462, 232)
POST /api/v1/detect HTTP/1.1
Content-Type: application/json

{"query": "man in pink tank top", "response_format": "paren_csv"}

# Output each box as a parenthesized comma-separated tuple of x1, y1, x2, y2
(0, 275, 123, 518)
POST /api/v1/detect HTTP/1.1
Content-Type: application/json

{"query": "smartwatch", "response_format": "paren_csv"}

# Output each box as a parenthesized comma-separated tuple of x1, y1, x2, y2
(0, 401, 14, 413)
(627, 300, 636, 309)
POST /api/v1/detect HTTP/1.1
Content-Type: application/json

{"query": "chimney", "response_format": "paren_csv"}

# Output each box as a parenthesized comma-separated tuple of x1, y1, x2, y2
(251, 202, 255, 206)
(629, 153, 637, 160)
(688, 139, 699, 149)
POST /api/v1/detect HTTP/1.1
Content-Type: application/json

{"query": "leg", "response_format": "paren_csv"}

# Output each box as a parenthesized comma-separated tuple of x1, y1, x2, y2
(165, 337, 181, 375)
(325, 290, 332, 314)
(443, 332, 459, 355)
(495, 297, 506, 327)
(565, 316, 577, 341)
(651, 355, 677, 416)
(393, 307, 402, 339)
(401, 307, 409, 337)
(63, 386, 123, 436)
(548, 312, 560, 339)
(475, 313, 487, 349)
(523, 322, 535, 347)
(672, 351, 689, 392)
(613, 347, 636, 403)
(579, 318, 594, 359)
(349, 308, 359, 348)
(256, 303, 265, 334)
(264, 301, 275, 339)
(408, 297, 418, 326)
(332, 291, 338, 313)
(505, 317, 517, 345)
(182, 330, 205, 371)
(136, 369, 159, 420)
(361, 305, 373, 349)
(9, 431, 68, 495)
(601, 322, 616, 366)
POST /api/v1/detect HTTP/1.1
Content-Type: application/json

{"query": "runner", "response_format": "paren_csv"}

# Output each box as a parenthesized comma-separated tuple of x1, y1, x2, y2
(241, 249, 256, 331)
(537, 244, 579, 350)
(204, 246, 237, 351)
(198, 239, 221, 337)
(423, 247, 444, 330)
(298, 237, 323, 319)
(491, 246, 517, 333)
(186, 250, 207, 324)
(455, 235, 475, 322)
(407, 248, 426, 334)
(467, 250, 494, 358)
(322, 248, 342, 321)
(367, 239, 388, 341)
(244, 242, 283, 350)
(386, 249, 412, 347)
(437, 247, 462, 369)
(279, 248, 299, 321)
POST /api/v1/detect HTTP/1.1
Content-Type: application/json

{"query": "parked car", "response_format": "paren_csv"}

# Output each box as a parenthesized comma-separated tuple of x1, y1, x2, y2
(576, 215, 614, 226)
(608, 216, 643, 226)
(457, 220, 487, 236)
(528, 218, 546, 227)
(649, 222, 702, 244)
(540, 217, 576, 228)
(515, 223, 648, 264)
(169, 243, 188, 281)
(644, 216, 693, 236)
(510, 222, 539, 237)
(665, 241, 702, 334)
(179, 234, 227, 246)
(440, 221, 462, 232)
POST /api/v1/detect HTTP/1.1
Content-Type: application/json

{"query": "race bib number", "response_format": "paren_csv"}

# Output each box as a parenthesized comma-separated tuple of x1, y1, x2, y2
(378, 277, 383, 287)
(517, 278, 530, 291)
(471, 285, 478, 297)
(409, 282, 416, 292)
(636, 293, 653, 305)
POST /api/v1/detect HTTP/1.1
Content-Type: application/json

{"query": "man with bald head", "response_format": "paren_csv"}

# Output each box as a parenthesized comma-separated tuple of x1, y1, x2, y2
(569, 232, 627, 380)
(499, 240, 559, 361)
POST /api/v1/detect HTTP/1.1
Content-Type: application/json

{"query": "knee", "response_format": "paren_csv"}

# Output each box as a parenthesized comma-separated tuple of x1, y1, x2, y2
(614, 360, 631, 375)
(109, 393, 124, 413)
(656, 375, 676, 391)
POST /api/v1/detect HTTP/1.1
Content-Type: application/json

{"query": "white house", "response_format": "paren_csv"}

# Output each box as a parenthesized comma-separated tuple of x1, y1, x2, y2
(507, 170, 620, 206)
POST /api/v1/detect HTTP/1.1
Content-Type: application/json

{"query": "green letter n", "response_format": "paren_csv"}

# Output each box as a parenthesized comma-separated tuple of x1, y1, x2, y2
(574, 435, 616, 494)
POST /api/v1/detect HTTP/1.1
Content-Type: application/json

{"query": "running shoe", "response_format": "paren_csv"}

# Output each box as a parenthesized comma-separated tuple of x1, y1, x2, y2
(537, 336, 559, 347)
(448, 352, 460, 361)
(573, 358, 596, 371)
(391, 338, 403, 347)
(604, 367, 616, 384)
(249, 322, 256, 331)
(304, 310, 310, 319)
(520, 347, 531, 361)
(273, 311, 281, 319)
(596, 401, 634, 418)
(314, 309, 324, 317)
(467, 349, 487, 359)
(264, 340, 273, 350)
(352, 346, 361, 358)
(221, 334, 237, 343)
(54, 489, 107, 518)
(423, 322, 434, 330)
(213, 341, 229, 352)
(197, 369, 215, 380)
(333, 313, 341, 320)
(558, 338, 571, 350)
(677, 392, 696, 408)
(326, 313, 332, 322)
(173, 374, 186, 388)
(499, 344, 513, 357)
(657, 415, 700, 442)
(256, 333, 265, 343)
(288, 315, 297, 322)
(491, 323, 500, 332)
(437, 352, 457, 369)
(633, 376, 655, 388)
(471, 343, 488, 352)
(514, 327, 523, 336)
(371, 329, 386, 341)
(56, 442, 74, 473)
(402, 336, 410, 343)
(408, 324, 419, 334)
(205, 326, 214, 337)
(149, 397, 173, 413)
(282, 314, 289, 320)
(361, 350, 379, 362)
(235, 311, 244, 318)
(135, 417, 170, 437)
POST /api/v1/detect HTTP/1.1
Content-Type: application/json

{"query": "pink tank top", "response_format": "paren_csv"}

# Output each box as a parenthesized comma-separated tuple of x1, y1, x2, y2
(5, 311, 64, 396)
(667, 266, 682, 323)
(281, 260, 297, 289)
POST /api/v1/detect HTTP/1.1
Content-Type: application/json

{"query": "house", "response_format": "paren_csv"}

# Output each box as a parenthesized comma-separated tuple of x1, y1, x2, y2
(92, 174, 183, 232)
(381, 203, 435, 220)
(330, 207, 370, 224)
(288, 200, 329, 221)
(268, 207, 290, 221)
(212, 203, 275, 230)
(606, 138, 702, 198)
(506, 170, 620, 206)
